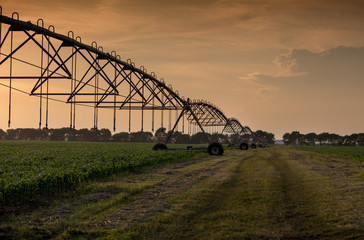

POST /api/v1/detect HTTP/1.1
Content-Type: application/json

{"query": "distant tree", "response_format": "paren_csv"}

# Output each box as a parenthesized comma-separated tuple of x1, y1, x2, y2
(318, 132, 330, 145)
(76, 128, 95, 141)
(65, 128, 77, 141)
(175, 133, 191, 144)
(155, 127, 167, 143)
(0, 129, 6, 140)
(5, 128, 47, 140)
(112, 132, 129, 142)
(358, 133, 364, 146)
(17, 129, 32, 140)
(252, 130, 275, 145)
(88, 128, 101, 141)
(130, 131, 153, 142)
(281, 131, 364, 146)
(99, 128, 111, 142)
(267, 132, 275, 145)
(288, 131, 303, 145)
(191, 132, 210, 144)
(49, 128, 76, 141)
(49, 128, 67, 141)
(282, 132, 290, 145)
(303, 132, 317, 146)
(210, 133, 229, 144)
(344, 133, 361, 146)
(165, 130, 178, 143)
(165, 131, 191, 144)
(328, 133, 341, 145)
(6, 129, 19, 140)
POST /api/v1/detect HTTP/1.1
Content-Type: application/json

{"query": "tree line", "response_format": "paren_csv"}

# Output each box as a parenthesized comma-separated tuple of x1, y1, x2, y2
(282, 131, 364, 146)
(0, 127, 275, 144)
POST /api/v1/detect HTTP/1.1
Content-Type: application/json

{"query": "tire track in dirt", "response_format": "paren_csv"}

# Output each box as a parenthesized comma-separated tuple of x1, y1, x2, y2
(93, 155, 234, 229)
(262, 149, 332, 236)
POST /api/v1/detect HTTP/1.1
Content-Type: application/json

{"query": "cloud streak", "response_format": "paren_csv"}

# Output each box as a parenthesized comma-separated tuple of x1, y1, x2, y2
(239, 46, 364, 136)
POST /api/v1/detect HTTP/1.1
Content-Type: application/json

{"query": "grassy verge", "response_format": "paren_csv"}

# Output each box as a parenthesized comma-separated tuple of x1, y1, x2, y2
(294, 145, 364, 162)
(293, 146, 364, 179)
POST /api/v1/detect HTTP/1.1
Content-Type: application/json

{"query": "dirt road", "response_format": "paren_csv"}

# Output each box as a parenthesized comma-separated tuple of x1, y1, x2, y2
(1, 147, 363, 239)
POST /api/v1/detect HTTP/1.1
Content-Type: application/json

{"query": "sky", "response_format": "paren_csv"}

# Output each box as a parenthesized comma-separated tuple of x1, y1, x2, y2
(0, 0, 364, 138)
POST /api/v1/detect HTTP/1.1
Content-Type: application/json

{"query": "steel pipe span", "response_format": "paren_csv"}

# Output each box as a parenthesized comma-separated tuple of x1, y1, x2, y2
(0, 14, 178, 96)
(0, 12, 184, 111)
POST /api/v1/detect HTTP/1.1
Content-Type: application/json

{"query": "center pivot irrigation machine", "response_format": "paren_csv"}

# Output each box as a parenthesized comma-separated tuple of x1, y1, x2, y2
(0, 7, 264, 155)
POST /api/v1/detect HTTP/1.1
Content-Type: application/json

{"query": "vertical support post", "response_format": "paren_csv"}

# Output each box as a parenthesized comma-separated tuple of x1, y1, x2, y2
(72, 47, 77, 129)
(45, 36, 50, 129)
(141, 84, 144, 132)
(70, 47, 74, 128)
(188, 107, 209, 143)
(113, 90, 116, 131)
(152, 97, 155, 132)
(93, 59, 97, 129)
(161, 95, 164, 128)
(8, 30, 13, 127)
(128, 83, 131, 133)
(165, 108, 185, 144)
(113, 63, 117, 132)
(0, 7, 2, 62)
(94, 57, 99, 129)
(39, 32, 44, 129)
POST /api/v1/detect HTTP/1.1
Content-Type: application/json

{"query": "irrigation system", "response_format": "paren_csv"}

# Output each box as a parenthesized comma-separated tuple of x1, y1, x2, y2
(0, 7, 264, 155)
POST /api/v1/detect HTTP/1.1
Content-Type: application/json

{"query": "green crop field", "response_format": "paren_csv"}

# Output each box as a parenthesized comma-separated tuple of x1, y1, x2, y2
(294, 145, 364, 162)
(0, 141, 204, 204)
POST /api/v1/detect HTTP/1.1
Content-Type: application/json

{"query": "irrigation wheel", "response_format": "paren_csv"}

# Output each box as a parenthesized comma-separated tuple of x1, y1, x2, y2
(153, 143, 168, 151)
(239, 143, 249, 150)
(207, 142, 224, 155)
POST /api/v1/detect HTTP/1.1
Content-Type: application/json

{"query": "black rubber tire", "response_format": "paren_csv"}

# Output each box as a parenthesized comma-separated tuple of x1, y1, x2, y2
(239, 143, 249, 150)
(153, 143, 168, 151)
(207, 142, 224, 155)
(250, 143, 257, 149)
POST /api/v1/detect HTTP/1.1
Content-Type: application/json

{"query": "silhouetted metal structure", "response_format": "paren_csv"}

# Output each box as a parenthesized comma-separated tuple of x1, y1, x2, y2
(0, 8, 258, 154)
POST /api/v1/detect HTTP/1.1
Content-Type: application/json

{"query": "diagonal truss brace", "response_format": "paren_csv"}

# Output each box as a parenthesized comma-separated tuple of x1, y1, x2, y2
(165, 99, 209, 144)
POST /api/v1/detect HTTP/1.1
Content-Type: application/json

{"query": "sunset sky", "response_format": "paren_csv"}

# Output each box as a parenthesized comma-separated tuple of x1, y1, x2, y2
(0, 0, 363, 138)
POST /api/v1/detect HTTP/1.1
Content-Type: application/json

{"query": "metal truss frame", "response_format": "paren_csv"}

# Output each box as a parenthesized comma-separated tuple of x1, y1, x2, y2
(0, 9, 253, 146)
(0, 12, 184, 131)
